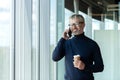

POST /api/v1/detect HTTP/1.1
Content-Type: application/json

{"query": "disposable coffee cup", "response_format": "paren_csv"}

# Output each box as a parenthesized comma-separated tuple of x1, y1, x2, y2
(73, 55, 80, 61)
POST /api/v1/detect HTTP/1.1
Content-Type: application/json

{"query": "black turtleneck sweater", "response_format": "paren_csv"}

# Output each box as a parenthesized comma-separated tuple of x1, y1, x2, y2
(52, 33, 104, 80)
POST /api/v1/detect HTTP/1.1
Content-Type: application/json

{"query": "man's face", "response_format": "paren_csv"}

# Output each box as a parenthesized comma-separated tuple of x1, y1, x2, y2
(69, 17, 85, 35)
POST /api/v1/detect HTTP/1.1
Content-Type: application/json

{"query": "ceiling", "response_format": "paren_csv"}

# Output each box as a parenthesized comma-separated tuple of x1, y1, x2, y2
(65, 0, 120, 21)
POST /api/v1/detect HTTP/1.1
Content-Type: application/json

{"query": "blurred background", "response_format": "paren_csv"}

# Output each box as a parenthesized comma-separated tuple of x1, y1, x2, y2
(0, 0, 120, 80)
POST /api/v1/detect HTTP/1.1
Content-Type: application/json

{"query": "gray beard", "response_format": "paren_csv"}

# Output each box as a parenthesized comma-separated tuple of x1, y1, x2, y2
(72, 31, 81, 35)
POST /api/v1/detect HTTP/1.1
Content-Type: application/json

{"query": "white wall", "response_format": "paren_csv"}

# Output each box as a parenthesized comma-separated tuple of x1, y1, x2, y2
(94, 30, 120, 80)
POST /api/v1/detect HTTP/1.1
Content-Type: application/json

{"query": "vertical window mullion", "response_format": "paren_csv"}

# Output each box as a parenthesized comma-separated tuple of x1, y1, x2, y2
(15, 0, 32, 80)
(10, 0, 15, 80)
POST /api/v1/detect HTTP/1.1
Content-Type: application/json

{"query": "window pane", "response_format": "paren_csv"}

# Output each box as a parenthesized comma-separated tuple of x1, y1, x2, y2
(32, 0, 39, 80)
(50, 0, 56, 80)
(0, 0, 11, 80)
(65, 9, 73, 29)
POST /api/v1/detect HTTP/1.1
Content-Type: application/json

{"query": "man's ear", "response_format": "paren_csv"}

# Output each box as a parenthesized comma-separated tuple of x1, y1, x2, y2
(82, 23, 85, 28)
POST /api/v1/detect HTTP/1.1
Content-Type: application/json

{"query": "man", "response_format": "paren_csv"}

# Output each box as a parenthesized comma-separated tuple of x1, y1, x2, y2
(52, 14, 104, 80)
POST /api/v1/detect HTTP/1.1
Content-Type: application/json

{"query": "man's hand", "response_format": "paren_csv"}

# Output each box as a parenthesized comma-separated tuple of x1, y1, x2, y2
(73, 60, 85, 70)
(62, 29, 70, 40)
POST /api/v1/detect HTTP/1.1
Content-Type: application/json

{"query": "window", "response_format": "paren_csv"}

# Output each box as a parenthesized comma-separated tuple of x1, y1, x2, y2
(32, 0, 39, 80)
(50, 0, 56, 80)
(0, 0, 12, 80)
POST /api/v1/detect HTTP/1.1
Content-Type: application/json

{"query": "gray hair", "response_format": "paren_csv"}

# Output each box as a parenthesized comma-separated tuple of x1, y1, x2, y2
(69, 14, 85, 22)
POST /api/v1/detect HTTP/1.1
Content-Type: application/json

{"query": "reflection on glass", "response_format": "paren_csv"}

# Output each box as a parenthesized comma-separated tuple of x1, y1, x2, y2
(0, 0, 11, 80)
(50, 0, 56, 80)
(105, 19, 114, 30)
(118, 23, 120, 29)
(92, 19, 101, 38)
(65, 9, 73, 29)
(32, 0, 38, 80)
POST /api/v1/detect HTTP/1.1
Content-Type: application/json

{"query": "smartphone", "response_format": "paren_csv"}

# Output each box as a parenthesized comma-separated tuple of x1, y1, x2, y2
(68, 28, 72, 38)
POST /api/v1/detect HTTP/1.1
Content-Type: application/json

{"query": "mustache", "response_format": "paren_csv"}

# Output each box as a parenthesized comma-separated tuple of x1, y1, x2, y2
(72, 30, 81, 35)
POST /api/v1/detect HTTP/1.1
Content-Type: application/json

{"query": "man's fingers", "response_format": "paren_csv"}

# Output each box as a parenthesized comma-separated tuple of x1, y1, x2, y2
(73, 61, 78, 67)
(73, 60, 85, 70)
(62, 29, 70, 40)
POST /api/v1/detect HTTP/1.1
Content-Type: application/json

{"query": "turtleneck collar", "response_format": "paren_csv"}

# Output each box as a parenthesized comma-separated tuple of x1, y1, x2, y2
(74, 32, 85, 38)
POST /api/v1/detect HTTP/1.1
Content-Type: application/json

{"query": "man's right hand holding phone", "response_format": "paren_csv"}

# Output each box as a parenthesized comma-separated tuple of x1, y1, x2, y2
(62, 28, 72, 40)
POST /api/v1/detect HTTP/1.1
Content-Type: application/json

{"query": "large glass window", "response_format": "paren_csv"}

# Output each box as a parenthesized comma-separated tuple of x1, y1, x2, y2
(105, 19, 115, 30)
(118, 23, 120, 29)
(65, 9, 73, 29)
(50, 0, 57, 80)
(32, 0, 39, 80)
(0, 0, 12, 80)
(32, 0, 50, 79)
(92, 19, 101, 37)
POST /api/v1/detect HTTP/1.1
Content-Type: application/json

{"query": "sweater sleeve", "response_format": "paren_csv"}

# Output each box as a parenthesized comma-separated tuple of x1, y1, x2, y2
(52, 38, 66, 62)
(85, 42, 104, 73)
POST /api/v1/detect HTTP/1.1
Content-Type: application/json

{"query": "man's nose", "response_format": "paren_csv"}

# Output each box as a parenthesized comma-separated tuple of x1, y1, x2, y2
(72, 25, 77, 29)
